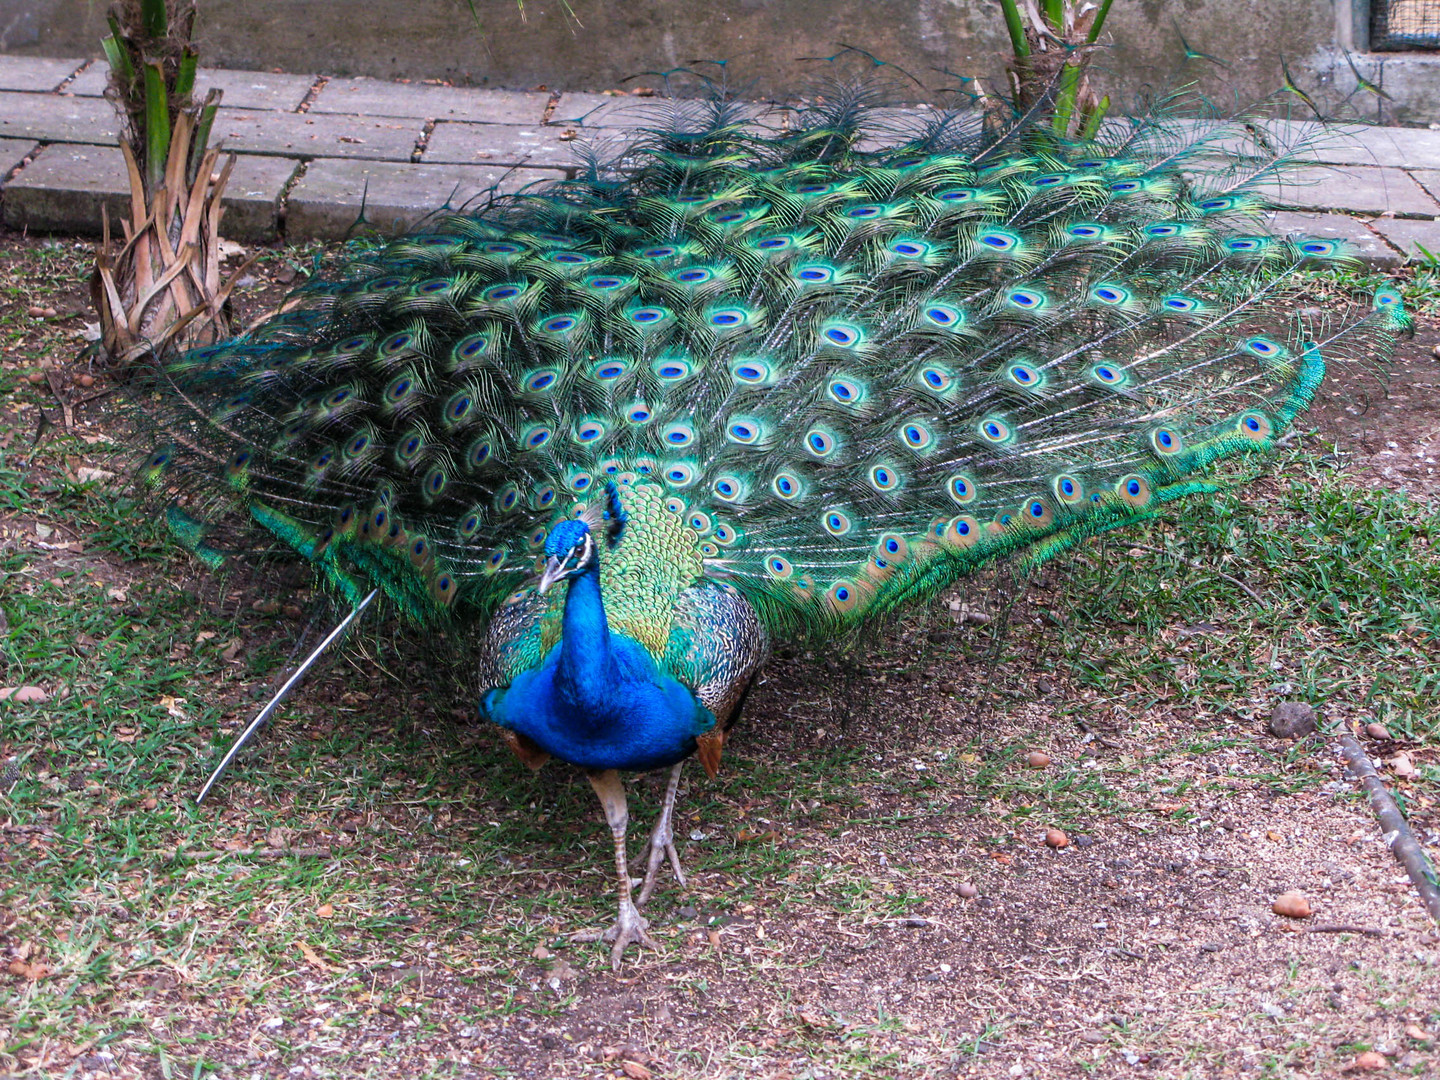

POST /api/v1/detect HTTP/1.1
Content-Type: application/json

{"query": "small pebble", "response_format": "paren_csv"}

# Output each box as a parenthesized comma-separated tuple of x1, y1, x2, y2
(76, 373, 95, 389)
(1365, 722, 1391, 739)
(26, 371, 46, 385)
(1432, 342, 1440, 361)
(1044, 828, 1069, 849)
(1269, 701, 1317, 739)
(1025, 751, 1051, 769)
(1074, 834, 1094, 848)
(42, 307, 57, 318)
(958, 883, 978, 899)
(1272, 891, 1312, 919)
(26, 305, 45, 317)
(1350, 1050, 1387, 1071)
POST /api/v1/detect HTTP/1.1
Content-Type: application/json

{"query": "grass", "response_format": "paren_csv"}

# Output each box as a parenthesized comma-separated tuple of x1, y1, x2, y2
(1, 240, 1438, 1077)
(1047, 456, 1440, 742)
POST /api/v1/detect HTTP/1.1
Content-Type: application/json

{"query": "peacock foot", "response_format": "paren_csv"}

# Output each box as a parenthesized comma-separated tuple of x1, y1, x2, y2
(636, 815, 687, 908)
(600, 898, 659, 970)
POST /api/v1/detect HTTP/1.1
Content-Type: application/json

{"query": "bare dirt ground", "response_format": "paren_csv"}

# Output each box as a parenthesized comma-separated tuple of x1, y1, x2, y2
(1, 233, 1437, 1080)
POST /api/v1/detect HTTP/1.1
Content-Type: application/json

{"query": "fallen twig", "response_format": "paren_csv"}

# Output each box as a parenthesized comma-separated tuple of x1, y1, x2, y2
(1306, 923, 1384, 936)
(43, 369, 74, 430)
(1337, 733, 1440, 926)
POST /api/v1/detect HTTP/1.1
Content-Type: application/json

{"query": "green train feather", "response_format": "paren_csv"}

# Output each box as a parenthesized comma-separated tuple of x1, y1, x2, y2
(130, 94, 1406, 644)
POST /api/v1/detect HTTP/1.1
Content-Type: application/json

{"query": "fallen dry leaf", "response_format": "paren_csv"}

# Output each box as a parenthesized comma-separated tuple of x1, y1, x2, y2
(296, 939, 338, 972)
(621, 1061, 652, 1079)
(1388, 753, 1417, 779)
(0, 686, 48, 703)
(737, 828, 779, 843)
(316, 903, 334, 918)
(106, 587, 126, 602)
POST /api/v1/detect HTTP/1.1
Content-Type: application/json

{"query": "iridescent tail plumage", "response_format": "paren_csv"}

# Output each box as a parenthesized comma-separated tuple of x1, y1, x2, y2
(131, 86, 1408, 640)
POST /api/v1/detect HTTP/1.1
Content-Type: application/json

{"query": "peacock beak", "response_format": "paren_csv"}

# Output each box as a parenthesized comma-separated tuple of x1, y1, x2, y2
(537, 555, 569, 595)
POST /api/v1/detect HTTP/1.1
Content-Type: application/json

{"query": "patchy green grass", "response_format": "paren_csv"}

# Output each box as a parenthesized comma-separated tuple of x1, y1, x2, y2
(1048, 457, 1440, 743)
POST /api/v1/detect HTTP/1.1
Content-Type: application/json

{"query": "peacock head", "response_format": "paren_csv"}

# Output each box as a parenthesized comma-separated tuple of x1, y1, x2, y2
(537, 519, 596, 595)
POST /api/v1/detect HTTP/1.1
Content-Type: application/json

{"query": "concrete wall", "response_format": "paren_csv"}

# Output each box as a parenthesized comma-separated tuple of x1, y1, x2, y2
(0, 0, 1412, 119)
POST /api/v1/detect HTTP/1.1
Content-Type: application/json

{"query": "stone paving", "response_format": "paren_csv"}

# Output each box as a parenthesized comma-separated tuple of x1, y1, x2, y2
(0, 54, 1438, 263)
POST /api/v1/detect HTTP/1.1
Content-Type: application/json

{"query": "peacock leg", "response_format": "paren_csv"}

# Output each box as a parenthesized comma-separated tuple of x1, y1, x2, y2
(636, 762, 687, 908)
(586, 768, 660, 970)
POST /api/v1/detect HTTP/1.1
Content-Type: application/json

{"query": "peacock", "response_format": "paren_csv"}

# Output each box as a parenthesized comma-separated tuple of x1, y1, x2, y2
(128, 85, 1407, 967)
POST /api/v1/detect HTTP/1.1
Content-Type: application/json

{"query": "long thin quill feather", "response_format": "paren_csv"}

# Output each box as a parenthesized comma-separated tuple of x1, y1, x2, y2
(195, 589, 378, 804)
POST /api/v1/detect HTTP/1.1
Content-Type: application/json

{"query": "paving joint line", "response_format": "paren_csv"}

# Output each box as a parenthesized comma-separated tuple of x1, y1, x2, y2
(412, 119, 436, 163)
(54, 58, 91, 95)
(1359, 221, 1407, 259)
(273, 159, 308, 241)
(296, 75, 329, 115)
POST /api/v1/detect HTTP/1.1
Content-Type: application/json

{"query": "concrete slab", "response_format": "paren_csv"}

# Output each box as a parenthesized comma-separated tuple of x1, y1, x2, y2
(547, 92, 654, 129)
(1265, 211, 1403, 269)
(218, 155, 301, 241)
(1367, 217, 1440, 263)
(67, 63, 315, 111)
(1198, 121, 1440, 172)
(1411, 170, 1440, 205)
(208, 108, 423, 161)
(0, 137, 39, 178)
(63, 62, 110, 98)
(1, 143, 129, 234)
(1, 143, 298, 241)
(311, 79, 547, 124)
(1265, 123, 1440, 171)
(1271, 166, 1440, 219)
(423, 121, 618, 170)
(1327, 126, 1440, 171)
(0, 55, 83, 92)
(0, 91, 118, 145)
(285, 158, 566, 240)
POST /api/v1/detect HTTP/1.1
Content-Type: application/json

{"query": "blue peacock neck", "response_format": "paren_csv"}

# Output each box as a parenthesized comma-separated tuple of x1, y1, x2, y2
(554, 560, 619, 718)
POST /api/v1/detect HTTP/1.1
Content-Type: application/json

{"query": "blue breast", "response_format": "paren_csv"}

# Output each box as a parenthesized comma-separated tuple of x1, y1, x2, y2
(480, 632, 717, 772)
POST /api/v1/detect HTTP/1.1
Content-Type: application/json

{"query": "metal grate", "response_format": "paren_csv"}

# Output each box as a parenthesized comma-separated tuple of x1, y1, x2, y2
(1372, 0, 1440, 48)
